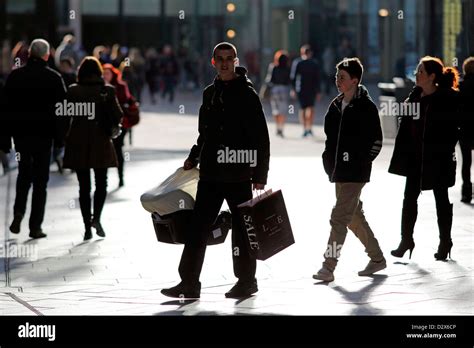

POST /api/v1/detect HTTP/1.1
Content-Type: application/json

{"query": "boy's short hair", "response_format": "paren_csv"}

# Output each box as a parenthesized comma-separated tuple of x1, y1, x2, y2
(336, 57, 364, 83)
(213, 42, 237, 58)
(463, 57, 474, 75)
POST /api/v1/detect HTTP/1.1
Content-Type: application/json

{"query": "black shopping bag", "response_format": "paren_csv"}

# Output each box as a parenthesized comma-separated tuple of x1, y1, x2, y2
(238, 190, 294, 260)
(151, 210, 231, 245)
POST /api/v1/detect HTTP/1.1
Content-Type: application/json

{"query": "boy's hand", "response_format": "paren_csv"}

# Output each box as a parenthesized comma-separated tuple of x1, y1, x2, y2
(252, 183, 265, 190)
(183, 159, 195, 170)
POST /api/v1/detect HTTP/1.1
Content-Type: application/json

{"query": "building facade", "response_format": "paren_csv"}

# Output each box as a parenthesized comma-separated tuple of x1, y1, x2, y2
(1, 0, 472, 84)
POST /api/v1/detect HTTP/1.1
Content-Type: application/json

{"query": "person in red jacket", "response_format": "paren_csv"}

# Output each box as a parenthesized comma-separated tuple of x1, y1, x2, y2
(103, 63, 130, 187)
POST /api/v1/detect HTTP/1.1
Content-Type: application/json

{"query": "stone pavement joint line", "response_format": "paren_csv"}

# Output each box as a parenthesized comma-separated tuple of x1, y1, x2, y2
(5, 292, 44, 316)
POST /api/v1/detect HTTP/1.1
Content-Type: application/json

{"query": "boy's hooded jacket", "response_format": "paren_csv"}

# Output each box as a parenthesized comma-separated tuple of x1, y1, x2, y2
(187, 66, 270, 184)
(322, 85, 383, 183)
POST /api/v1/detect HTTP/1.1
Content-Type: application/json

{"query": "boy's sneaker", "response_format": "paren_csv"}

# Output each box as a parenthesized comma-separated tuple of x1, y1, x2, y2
(358, 258, 387, 276)
(312, 267, 334, 282)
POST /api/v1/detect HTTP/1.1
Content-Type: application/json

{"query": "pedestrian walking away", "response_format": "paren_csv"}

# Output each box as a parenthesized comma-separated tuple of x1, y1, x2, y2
(265, 50, 291, 138)
(314, 57, 386, 283)
(290, 44, 322, 137)
(161, 42, 270, 299)
(4, 39, 67, 239)
(103, 63, 133, 188)
(62, 57, 123, 241)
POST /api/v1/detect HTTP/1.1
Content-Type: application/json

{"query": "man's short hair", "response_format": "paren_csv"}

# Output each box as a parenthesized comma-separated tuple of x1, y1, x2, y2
(463, 57, 474, 75)
(336, 57, 364, 83)
(300, 44, 311, 56)
(29, 39, 50, 59)
(213, 42, 237, 58)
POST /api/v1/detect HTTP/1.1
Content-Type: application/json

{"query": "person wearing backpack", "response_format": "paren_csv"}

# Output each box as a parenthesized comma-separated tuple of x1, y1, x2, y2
(63, 57, 123, 241)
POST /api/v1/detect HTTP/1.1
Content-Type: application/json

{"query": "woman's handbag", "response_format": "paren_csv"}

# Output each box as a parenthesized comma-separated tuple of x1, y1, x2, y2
(122, 95, 140, 129)
(98, 86, 122, 139)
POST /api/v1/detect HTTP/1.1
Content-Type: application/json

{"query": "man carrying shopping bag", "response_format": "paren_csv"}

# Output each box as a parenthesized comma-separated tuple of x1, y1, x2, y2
(161, 42, 270, 299)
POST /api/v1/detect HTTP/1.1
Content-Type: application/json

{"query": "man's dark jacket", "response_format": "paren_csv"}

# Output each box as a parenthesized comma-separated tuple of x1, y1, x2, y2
(322, 85, 383, 183)
(188, 66, 270, 184)
(3, 57, 67, 151)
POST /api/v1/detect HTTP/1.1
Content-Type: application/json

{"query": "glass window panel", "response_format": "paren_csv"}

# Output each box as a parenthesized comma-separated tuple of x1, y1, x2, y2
(165, 0, 194, 16)
(7, 0, 35, 14)
(82, 0, 119, 15)
(124, 0, 160, 16)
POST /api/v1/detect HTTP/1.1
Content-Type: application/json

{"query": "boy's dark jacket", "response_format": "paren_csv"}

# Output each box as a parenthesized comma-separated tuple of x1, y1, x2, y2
(322, 85, 382, 183)
(187, 66, 270, 184)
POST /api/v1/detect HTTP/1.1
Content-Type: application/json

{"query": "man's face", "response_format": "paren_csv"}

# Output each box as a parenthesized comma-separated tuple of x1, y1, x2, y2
(214, 49, 237, 80)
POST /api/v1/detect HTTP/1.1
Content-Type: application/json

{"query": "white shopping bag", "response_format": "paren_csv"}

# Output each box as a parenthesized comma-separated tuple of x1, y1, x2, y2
(140, 167, 199, 215)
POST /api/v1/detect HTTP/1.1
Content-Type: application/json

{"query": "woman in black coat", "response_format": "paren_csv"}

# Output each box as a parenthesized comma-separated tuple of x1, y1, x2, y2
(63, 57, 123, 240)
(389, 56, 460, 261)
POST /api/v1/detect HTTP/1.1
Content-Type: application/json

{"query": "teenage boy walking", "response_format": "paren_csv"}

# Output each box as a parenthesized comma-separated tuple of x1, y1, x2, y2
(161, 42, 270, 299)
(314, 58, 386, 282)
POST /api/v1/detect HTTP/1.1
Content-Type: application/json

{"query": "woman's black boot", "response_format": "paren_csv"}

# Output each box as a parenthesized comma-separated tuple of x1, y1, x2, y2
(434, 203, 453, 260)
(391, 200, 417, 259)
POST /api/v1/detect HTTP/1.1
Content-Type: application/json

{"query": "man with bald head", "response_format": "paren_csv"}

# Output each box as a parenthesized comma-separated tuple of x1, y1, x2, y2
(4, 38, 67, 239)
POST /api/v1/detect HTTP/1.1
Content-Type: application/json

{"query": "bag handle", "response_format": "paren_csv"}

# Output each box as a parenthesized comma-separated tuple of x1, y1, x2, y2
(253, 189, 272, 202)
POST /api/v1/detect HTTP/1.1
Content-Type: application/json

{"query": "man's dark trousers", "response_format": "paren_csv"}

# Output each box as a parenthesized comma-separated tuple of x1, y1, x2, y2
(178, 180, 255, 285)
(13, 147, 51, 231)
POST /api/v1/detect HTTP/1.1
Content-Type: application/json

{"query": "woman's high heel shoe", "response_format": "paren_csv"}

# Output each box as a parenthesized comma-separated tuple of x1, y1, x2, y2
(84, 229, 93, 241)
(91, 220, 106, 237)
(391, 239, 415, 259)
(434, 241, 453, 260)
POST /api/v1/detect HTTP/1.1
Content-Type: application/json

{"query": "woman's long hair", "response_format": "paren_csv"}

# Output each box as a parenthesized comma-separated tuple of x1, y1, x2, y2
(102, 63, 122, 85)
(420, 56, 459, 91)
(77, 56, 103, 83)
(273, 50, 289, 68)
